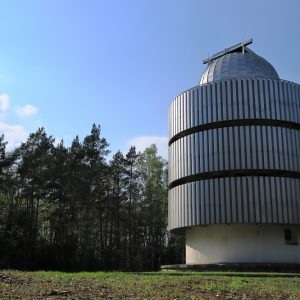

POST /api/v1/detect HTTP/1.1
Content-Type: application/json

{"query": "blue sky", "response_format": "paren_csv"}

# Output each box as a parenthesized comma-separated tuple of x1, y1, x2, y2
(0, 0, 300, 158)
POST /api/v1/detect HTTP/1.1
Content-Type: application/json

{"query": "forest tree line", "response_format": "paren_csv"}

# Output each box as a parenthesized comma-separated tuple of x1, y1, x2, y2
(0, 124, 184, 271)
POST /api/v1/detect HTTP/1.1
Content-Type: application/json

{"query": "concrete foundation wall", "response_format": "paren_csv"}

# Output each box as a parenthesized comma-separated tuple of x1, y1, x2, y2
(186, 224, 300, 264)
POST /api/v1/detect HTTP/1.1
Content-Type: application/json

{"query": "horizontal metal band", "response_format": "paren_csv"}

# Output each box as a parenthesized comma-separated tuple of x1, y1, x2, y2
(168, 176, 300, 230)
(169, 119, 300, 146)
(168, 169, 300, 190)
(169, 79, 300, 140)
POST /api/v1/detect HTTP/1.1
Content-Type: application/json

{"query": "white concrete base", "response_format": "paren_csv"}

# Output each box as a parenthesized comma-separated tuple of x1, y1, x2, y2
(186, 224, 300, 264)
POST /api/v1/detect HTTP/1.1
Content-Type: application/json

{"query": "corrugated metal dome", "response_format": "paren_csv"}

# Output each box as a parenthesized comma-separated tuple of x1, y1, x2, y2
(200, 42, 279, 85)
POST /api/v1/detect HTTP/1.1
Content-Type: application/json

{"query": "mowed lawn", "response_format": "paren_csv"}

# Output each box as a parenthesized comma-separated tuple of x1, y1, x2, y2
(1, 270, 300, 299)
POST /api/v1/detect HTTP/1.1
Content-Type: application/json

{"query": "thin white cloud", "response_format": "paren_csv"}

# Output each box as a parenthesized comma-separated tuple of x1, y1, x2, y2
(0, 122, 27, 152)
(16, 104, 38, 117)
(128, 136, 168, 159)
(0, 94, 10, 119)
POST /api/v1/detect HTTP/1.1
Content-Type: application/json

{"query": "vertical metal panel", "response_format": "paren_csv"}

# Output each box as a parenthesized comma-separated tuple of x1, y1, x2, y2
(251, 126, 257, 169)
(174, 97, 178, 136)
(187, 183, 191, 226)
(253, 176, 260, 223)
(203, 85, 207, 124)
(276, 177, 283, 223)
(260, 177, 266, 223)
(177, 95, 180, 135)
(241, 177, 249, 222)
(264, 80, 271, 119)
(294, 179, 298, 224)
(236, 177, 243, 223)
(185, 91, 190, 131)
(199, 131, 204, 173)
(269, 80, 275, 120)
(297, 131, 300, 171)
(245, 126, 251, 169)
(219, 178, 225, 223)
(247, 176, 255, 223)
(232, 80, 238, 119)
(246, 79, 255, 119)
(210, 179, 214, 223)
(227, 80, 233, 120)
(195, 132, 199, 174)
(168, 145, 171, 183)
(185, 135, 189, 177)
(291, 129, 297, 171)
(274, 127, 280, 171)
(207, 84, 212, 124)
(204, 131, 208, 172)
(215, 178, 220, 223)
(281, 177, 287, 223)
(180, 137, 184, 178)
(270, 177, 277, 223)
(223, 127, 229, 170)
(286, 178, 293, 223)
(217, 81, 222, 121)
(195, 88, 199, 127)
(238, 79, 244, 118)
(192, 182, 196, 225)
(199, 86, 204, 125)
(225, 177, 231, 223)
(244, 79, 251, 118)
(273, 80, 279, 120)
(296, 85, 300, 123)
(212, 83, 217, 123)
(278, 80, 283, 120)
(190, 89, 194, 128)
(229, 127, 235, 169)
(294, 179, 300, 223)
(191, 134, 195, 175)
(208, 130, 213, 171)
(293, 129, 298, 171)
(262, 126, 268, 169)
(287, 128, 292, 171)
(177, 95, 180, 134)
(168, 104, 171, 140)
(277, 127, 283, 170)
(294, 84, 299, 123)
(195, 182, 200, 224)
(222, 81, 228, 120)
(179, 138, 182, 179)
(214, 128, 219, 171)
(239, 127, 245, 169)
(268, 126, 274, 169)
(257, 126, 263, 169)
(286, 81, 292, 122)
(231, 177, 237, 223)
(254, 79, 260, 118)
(182, 92, 186, 132)
(284, 128, 290, 170)
(283, 82, 291, 121)
(234, 126, 240, 169)
(200, 180, 205, 224)
(180, 93, 184, 134)
(204, 180, 209, 224)
(258, 79, 265, 119)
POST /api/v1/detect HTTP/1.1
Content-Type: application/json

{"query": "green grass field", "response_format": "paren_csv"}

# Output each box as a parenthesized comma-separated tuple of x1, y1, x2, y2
(1, 270, 300, 299)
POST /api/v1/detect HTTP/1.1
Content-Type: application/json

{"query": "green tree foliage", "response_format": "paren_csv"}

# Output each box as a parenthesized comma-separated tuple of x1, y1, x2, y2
(0, 126, 183, 271)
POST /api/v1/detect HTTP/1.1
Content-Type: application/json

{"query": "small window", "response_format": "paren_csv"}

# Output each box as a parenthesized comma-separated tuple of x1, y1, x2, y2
(284, 229, 298, 245)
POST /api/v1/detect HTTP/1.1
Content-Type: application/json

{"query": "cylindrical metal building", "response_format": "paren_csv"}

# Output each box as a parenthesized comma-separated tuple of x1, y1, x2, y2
(168, 39, 300, 264)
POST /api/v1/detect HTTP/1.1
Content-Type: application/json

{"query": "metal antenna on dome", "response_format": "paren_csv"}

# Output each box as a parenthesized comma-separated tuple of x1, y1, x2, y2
(203, 38, 253, 64)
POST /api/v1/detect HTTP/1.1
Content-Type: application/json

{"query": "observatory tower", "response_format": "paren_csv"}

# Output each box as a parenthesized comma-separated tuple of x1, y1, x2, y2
(168, 39, 300, 264)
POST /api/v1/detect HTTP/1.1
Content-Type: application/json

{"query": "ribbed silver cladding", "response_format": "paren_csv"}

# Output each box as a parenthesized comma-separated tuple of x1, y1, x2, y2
(168, 78, 300, 231)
